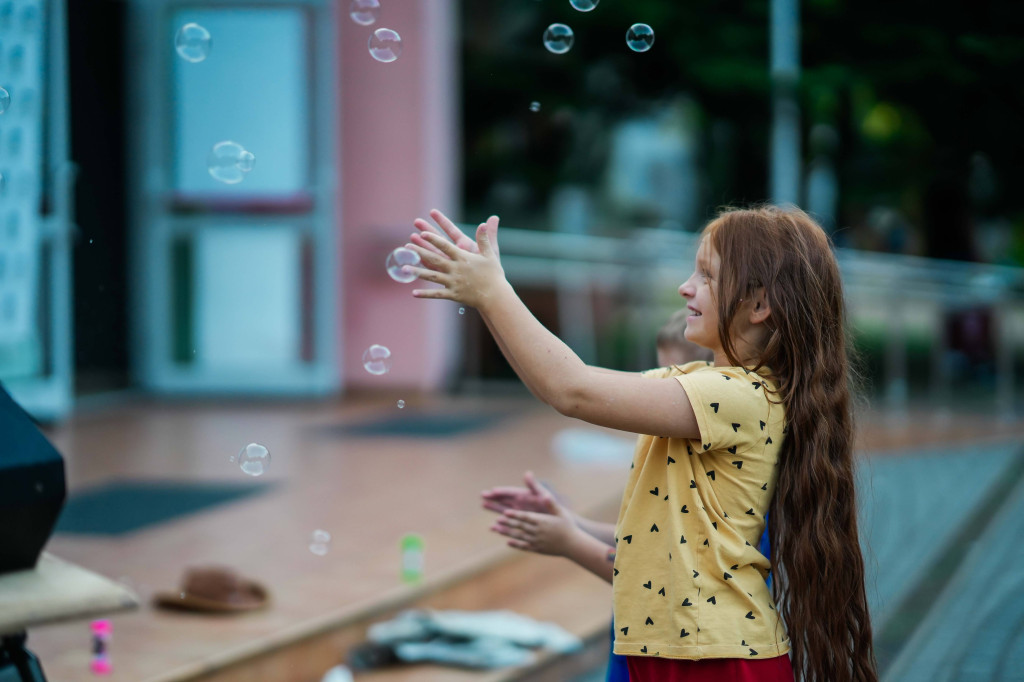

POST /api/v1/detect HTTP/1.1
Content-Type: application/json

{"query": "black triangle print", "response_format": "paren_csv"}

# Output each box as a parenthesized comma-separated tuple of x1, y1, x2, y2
(746, 540, 751, 546)
(732, 423, 741, 432)
(727, 446, 737, 454)
(650, 523, 659, 532)
(681, 598, 692, 606)
(645, 616, 654, 625)
(761, 483, 768, 490)
(732, 460, 743, 468)
(614, 568, 619, 576)
(759, 420, 765, 431)
(690, 480, 697, 488)
(621, 626, 628, 635)
(687, 444, 694, 456)
(667, 456, 676, 464)
(724, 572, 732, 580)
(669, 552, 672, 561)
(693, 569, 699, 578)
(643, 580, 652, 589)
(742, 640, 747, 645)
(680, 534, 687, 543)
(658, 587, 666, 596)
(707, 470, 716, 480)
(723, 512, 728, 518)
(731, 564, 739, 570)
(745, 611, 755, 619)
(710, 402, 719, 413)
(650, 486, 659, 496)
(707, 596, 716, 604)
(769, 603, 775, 610)
(723, 374, 731, 379)
(746, 508, 755, 515)
(623, 535, 632, 544)
(752, 381, 761, 389)
(664, 495, 669, 500)
(680, 628, 690, 637)
(681, 505, 688, 513)
(703, 538, 709, 546)
(766, 436, 773, 444)
(703, 443, 711, 451)
(750, 648, 758, 656)
(631, 462, 634, 469)
(712, 521, 718, 530)
(640, 646, 647, 653)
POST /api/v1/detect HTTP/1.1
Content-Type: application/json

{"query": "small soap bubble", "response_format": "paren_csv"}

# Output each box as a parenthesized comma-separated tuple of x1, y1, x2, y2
(312, 529, 331, 544)
(570, 0, 599, 11)
(309, 543, 329, 556)
(349, 0, 380, 26)
(362, 344, 392, 375)
(0, 87, 10, 115)
(543, 24, 574, 54)
(386, 247, 421, 283)
(529, 101, 541, 113)
(368, 28, 402, 63)
(458, 307, 465, 315)
(397, 399, 405, 409)
(207, 141, 256, 184)
(237, 443, 271, 477)
(626, 23, 655, 52)
(175, 23, 212, 63)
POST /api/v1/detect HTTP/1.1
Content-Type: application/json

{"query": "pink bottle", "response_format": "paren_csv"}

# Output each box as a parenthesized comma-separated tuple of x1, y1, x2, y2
(89, 620, 113, 674)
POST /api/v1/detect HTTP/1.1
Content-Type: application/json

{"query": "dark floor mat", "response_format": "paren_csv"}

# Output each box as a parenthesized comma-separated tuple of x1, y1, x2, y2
(317, 411, 507, 438)
(55, 480, 272, 536)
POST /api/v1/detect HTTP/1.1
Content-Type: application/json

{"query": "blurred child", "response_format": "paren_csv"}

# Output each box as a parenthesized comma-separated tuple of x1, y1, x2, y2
(481, 312, 712, 682)
(409, 207, 877, 682)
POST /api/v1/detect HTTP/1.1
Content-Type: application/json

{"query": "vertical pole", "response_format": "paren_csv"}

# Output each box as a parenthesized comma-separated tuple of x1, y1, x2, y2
(770, 0, 801, 206)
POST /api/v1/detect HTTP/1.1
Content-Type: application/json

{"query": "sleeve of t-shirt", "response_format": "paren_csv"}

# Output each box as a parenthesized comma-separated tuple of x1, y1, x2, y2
(674, 369, 763, 453)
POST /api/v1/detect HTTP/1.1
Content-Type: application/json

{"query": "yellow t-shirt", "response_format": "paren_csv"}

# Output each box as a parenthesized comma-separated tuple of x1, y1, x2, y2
(611, 362, 790, 660)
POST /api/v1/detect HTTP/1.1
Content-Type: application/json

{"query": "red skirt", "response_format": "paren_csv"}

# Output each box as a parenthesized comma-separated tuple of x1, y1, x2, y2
(627, 653, 794, 682)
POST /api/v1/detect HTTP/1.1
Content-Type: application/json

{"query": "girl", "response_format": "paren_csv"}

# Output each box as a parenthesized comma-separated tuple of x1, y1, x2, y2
(406, 206, 877, 682)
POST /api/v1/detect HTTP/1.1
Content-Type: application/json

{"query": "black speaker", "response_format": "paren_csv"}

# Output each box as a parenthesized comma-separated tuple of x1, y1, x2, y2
(0, 383, 66, 575)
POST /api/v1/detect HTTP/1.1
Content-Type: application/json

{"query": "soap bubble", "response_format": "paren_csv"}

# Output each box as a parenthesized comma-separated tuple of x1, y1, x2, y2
(458, 307, 465, 315)
(175, 23, 212, 63)
(397, 400, 405, 409)
(529, 101, 541, 113)
(349, 0, 380, 26)
(362, 344, 392, 375)
(368, 28, 402, 63)
(570, 0, 599, 11)
(625, 23, 654, 52)
(309, 532, 330, 556)
(543, 24, 574, 54)
(237, 443, 270, 477)
(207, 141, 256, 184)
(0, 87, 9, 115)
(386, 247, 421, 283)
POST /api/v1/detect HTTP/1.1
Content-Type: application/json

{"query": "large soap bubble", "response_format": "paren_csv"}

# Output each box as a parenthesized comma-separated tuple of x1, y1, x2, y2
(349, 0, 381, 26)
(543, 24, 574, 54)
(207, 141, 256, 184)
(236, 443, 271, 477)
(386, 247, 421, 283)
(368, 28, 402, 63)
(175, 23, 212, 63)
(362, 344, 392, 375)
(625, 23, 655, 52)
(570, 0, 599, 11)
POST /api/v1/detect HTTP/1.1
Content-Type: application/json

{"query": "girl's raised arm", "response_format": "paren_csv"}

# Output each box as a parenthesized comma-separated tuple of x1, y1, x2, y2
(407, 214, 700, 440)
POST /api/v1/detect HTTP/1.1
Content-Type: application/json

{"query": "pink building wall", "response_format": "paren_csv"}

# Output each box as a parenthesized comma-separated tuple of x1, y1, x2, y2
(337, 0, 462, 391)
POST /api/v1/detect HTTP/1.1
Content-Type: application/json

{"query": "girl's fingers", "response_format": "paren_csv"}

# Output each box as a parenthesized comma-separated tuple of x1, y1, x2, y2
(412, 288, 453, 300)
(507, 539, 532, 551)
(410, 232, 446, 258)
(429, 209, 468, 243)
(406, 267, 446, 285)
(405, 243, 451, 272)
(421, 231, 462, 259)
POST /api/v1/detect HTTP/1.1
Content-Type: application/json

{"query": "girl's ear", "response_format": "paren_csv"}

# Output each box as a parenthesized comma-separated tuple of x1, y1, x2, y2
(748, 288, 771, 325)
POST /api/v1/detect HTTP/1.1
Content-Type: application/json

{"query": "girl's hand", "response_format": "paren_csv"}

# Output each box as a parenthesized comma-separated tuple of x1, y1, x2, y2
(481, 471, 561, 516)
(411, 210, 500, 258)
(406, 221, 507, 310)
(491, 504, 582, 557)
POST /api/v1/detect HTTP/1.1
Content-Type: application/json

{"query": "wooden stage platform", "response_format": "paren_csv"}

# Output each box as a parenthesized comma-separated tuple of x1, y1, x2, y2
(23, 392, 1024, 681)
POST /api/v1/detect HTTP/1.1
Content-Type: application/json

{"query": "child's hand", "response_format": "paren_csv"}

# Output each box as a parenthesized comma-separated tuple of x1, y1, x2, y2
(405, 218, 506, 310)
(411, 210, 500, 258)
(481, 471, 561, 516)
(491, 505, 582, 557)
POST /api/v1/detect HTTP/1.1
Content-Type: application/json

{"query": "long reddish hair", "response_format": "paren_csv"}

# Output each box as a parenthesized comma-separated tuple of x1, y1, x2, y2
(704, 206, 877, 682)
